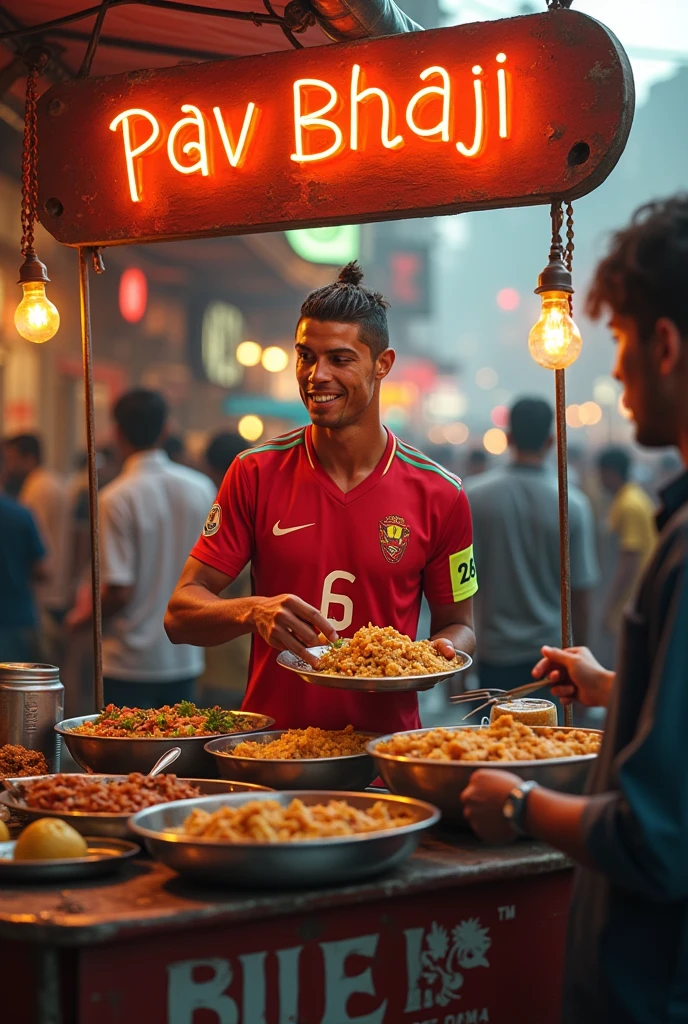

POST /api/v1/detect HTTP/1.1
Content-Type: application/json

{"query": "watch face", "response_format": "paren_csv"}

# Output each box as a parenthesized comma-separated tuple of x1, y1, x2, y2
(503, 800, 516, 820)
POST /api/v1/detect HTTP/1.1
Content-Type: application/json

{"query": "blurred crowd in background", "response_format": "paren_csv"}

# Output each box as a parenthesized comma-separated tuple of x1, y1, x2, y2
(0, 385, 677, 723)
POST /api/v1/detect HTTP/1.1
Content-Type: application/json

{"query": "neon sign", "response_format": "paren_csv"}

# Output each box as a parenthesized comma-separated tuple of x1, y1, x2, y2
(37, 11, 634, 247)
(110, 101, 258, 202)
(110, 58, 511, 200)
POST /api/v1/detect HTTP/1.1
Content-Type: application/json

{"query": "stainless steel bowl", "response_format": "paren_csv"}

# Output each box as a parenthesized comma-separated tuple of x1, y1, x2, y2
(129, 790, 440, 887)
(277, 646, 472, 693)
(0, 775, 273, 838)
(368, 726, 602, 826)
(55, 713, 275, 778)
(204, 730, 379, 791)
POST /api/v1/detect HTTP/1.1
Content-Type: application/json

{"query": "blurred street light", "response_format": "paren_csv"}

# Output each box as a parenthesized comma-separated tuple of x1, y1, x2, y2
(593, 376, 618, 406)
(490, 404, 509, 428)
(483, 427, 507, 454)
(566, 404, 583, 428)
(497, 287, 520, 311)
(237, 341, 262, 367)
(119, 268, 148, 324)
(238, 414, 264, 441)
(428, 424, 447, 445)
(262, 346, 289, 373)
(579, 401, 602, 426)
(444, 422, 470, 445)
(476, 367, 498, 390)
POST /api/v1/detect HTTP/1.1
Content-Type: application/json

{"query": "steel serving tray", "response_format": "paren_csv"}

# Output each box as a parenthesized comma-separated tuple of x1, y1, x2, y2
(0, 837, 139, 881)
(368, 726, 602, 826)
(0, 775, 273, 838)
(204, 731, 379, 791)
(55, 712, 275, 778)
(277, 646, 472, 693)
(129, 790, 440, 887)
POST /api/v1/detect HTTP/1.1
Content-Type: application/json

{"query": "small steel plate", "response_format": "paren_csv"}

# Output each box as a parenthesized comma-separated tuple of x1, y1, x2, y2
(0, 837, 140, 881)
(277, 646, 472, 693)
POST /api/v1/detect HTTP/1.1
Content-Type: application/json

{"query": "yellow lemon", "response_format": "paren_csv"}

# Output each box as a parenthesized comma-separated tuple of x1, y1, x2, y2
(0, 820, 9, 843)
(14, 818, 88, 860)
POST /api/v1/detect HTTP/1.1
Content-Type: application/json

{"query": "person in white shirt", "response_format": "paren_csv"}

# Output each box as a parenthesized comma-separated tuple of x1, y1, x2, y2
(3, 434, 71, 620)
(69, 389, 215, 708)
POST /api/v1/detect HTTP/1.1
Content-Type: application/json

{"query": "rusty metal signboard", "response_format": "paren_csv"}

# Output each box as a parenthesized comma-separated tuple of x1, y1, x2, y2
(37, 10, 633, 248)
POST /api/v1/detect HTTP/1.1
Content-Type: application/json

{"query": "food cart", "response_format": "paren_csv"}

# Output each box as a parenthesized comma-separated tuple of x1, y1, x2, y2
(0, 3, 634, 1021)
(1, 834, 572, 1023)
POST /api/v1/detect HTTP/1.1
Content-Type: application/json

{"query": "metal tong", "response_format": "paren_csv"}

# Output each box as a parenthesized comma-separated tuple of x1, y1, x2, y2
(449, 678, 555, 720)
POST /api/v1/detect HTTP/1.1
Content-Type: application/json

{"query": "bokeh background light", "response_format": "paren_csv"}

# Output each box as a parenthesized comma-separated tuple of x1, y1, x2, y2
(238, 414, 264, 441)
(483, 427, 507, 455)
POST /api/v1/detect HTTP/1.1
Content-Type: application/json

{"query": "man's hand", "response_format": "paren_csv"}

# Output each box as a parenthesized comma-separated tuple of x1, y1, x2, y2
(532, 645, 615, 708)
(251, 594, 337, 667)
(461, 769, 523, 843)
(432, 637, 457, 660)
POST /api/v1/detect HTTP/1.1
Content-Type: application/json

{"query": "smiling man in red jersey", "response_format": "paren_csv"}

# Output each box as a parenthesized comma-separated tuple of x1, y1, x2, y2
(165, 263, 477, 732)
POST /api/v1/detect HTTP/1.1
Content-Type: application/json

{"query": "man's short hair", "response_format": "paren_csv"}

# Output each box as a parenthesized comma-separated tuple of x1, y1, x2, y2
(113, 389, 168, 450)
(509, 398, 554, 453)
(5, 433, 42, 463)
(587, 195, 688, 342)
(298, 261, 390, 358)
(598, 447, 631, 482)
(205, 432, 245, 476)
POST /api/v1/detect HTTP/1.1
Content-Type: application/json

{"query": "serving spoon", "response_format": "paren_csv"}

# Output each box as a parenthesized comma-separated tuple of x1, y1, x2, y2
(147, 747, 182, 777)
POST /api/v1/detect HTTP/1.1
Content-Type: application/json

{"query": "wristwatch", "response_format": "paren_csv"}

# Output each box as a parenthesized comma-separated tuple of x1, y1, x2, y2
(502, 780, 539, 836)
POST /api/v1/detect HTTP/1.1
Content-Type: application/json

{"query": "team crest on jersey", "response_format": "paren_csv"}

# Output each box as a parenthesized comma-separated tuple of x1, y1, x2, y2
(379, 515, 410, 564)
(203, 503, 222, 537)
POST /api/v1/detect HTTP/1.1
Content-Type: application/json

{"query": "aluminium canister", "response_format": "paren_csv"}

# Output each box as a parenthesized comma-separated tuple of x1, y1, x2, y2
(0, 663, 63, 771)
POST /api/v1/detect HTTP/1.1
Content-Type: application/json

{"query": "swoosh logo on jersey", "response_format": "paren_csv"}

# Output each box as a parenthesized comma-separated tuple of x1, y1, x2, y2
(273, 520, 315, 536)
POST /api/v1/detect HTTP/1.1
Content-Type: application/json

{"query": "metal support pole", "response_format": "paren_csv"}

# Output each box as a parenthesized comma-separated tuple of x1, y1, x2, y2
(78, 247, 104, 712)
(555, 368, 573, 727)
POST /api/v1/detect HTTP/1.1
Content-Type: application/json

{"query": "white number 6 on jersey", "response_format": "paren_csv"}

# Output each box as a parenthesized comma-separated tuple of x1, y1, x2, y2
(320, 570, 356, 631)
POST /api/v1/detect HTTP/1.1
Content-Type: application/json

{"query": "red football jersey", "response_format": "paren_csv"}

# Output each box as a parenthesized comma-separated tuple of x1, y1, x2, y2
(191, 426, 477, 732)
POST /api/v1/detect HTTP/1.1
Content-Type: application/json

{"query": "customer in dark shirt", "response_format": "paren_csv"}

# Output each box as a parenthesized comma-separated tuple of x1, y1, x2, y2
(0, 492, 48, 661)
(461, 195, 688, 1024)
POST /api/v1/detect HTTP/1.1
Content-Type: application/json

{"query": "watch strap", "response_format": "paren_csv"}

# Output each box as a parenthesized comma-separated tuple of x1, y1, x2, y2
(503, 780, 539, 836)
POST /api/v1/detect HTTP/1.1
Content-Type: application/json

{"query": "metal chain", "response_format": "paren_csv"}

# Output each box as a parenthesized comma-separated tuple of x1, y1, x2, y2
(564, 201, 574, 273)
(564, 201, 574, 312)
(20, 58, 46, 257)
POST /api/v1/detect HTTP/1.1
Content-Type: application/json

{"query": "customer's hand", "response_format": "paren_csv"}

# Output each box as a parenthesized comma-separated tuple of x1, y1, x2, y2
(532, 646, 615, 708)
(251, 594, 337, 668)
(461, 769, 523, 844)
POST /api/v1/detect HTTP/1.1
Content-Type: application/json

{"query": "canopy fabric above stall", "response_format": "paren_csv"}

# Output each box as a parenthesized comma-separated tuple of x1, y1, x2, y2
(0, 0, 420, 85)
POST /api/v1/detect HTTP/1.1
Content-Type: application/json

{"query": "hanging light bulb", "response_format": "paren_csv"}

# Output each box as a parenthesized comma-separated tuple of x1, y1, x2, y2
(528, 231, 582, 371)
(14, 52, 59, 344)
(14, 252, 60, 343)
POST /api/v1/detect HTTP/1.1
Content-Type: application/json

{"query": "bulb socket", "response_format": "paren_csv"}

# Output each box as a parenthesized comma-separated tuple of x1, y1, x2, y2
(534, 247, 573, 296)
(17, 251, 51, 285)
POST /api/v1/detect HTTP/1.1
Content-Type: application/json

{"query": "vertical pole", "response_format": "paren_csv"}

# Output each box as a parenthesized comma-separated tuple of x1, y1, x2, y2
(555, 368, 573, 727)
(78, 247, 104, 712)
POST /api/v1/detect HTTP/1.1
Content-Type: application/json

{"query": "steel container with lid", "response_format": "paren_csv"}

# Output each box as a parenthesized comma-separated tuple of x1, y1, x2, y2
(0, 663, 63, 771)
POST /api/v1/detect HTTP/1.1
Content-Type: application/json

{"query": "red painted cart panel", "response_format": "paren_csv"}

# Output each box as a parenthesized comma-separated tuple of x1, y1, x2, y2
(71, 872, 572, 1024)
